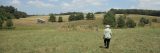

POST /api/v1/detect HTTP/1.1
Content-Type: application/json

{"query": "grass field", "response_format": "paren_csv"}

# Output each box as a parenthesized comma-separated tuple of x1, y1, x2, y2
(0, 14, 160, 53)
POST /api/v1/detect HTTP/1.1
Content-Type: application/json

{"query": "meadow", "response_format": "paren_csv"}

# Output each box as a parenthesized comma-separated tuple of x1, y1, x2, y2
(0, 14, 160, 53)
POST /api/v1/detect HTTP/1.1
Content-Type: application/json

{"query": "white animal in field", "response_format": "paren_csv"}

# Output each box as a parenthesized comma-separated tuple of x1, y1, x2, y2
(37, 18, 45, 24)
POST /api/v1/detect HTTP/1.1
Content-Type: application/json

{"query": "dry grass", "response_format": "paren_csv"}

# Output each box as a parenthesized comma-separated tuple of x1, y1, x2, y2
(0, 28, 159, 53)
(0, 14, 159, 53)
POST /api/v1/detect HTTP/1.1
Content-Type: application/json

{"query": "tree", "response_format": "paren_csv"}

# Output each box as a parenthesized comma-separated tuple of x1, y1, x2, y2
(126, 18, 136, 28)
(103, 11, 116, 27)
(68, 13, 84, 21)
(0, 5, 27, 19)
(0, 6, 23, 29)
(140, 17, 149, 24)
(0, 10, 5, 29)
(68, 14, 75, 21)
(14, 11, 27, 19)
(6, 19, 13, 28)
(58, 16, 63, 22)
(95, 12, 106, 14)
(13, 11, 21, 19)
(0, 8, 6, 29)
(117, 15, 125, 28)
(108, 8, 160, 16)
(138, 17, 149, 27)
(152, 18, 157, 22)
(86, 13, 95, 20)
(48, 14, 56, 22)
(0, 16, 3, 29)
(6, 15, 14, 29)
(59, 12, 82, 15)
(76, 13, 84, 20)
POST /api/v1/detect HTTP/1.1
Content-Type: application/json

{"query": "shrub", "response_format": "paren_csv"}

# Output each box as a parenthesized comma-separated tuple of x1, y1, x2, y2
(68, 14, 76, 21)
(103, 11, 116, 27)
(138, 22, 145, 27)
(152, 18, 157, 22)
(0, 17, 3, 29)
(58, 16, 63, 22)
(140, 17, 149, 24)
(6, 19, 13, 28)
(126, 18, 136, 28)
(76, 13, 84, 20)
(48, 14, 56, 22)
(139, 17, 149, 27)
(117, 15, 125, 28)
(86, 13, 95, 20)
(68, 13, 84, 21)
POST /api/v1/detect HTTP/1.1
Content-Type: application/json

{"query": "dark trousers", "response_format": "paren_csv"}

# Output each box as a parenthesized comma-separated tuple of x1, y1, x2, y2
(104, 38, 110, 48)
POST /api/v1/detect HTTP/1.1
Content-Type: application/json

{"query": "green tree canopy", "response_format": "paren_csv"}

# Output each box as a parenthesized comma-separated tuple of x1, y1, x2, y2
(58, 16, 63, 22)
(126, 18, 136, 28)
(117, 15, 126, 28)
(86, 13, 95, 20)
(48, 14, 56, 22)
(103, 11, 116, 27)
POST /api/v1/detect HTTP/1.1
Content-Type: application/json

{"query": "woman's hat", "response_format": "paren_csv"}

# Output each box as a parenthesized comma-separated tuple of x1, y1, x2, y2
(105, 25, 110, 28)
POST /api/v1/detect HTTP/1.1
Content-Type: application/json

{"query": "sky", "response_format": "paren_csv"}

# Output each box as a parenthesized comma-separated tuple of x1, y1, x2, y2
(0, 0, 160, 15)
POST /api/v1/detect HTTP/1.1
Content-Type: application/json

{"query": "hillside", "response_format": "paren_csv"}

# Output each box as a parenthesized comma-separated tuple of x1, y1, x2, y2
(12, 14, 160, 30)
(0, 26, 159, 53)
(0, 14, 159, 53)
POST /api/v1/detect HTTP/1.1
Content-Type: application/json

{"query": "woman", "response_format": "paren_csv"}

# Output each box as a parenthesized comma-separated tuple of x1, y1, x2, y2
(103, 25, 112, 48)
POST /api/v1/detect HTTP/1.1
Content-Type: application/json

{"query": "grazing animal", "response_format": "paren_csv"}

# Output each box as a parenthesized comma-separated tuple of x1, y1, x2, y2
(37, 18, 45, 24)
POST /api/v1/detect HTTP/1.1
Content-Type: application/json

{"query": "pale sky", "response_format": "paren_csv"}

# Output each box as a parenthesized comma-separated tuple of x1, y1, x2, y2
(0, 0, 160, 15)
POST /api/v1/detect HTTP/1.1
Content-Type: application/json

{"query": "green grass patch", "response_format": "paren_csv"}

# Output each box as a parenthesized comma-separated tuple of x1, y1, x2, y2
(0, 28, 160, 53)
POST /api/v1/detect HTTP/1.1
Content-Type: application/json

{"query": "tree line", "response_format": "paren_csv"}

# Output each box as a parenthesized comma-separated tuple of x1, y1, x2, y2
(110, 8, 160, 16)
(68, 13, 85, 21)
(48, 14, 63, 22)
(103, 10, 151, 28)
(48, 13, 95, 22)
(68, 13, 95, 21)
(0, 5, 28, 29)
(56, 12, 83, 15)
(0, 5, 27, 19)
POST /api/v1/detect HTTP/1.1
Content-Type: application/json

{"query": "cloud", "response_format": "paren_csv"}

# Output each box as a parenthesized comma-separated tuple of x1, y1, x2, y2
(137, 0, 160, 10)
(10, 0, 21, 7)
(61, 0, 108, 12)
(85, 0, 103, 6)
(27, 0, 54, 8)
(49, 0, 59, 2)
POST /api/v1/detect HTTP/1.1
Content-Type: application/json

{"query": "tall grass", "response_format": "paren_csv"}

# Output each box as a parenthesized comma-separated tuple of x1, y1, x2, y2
(0, 28, 160, 53)
(0, 14, 160, 53)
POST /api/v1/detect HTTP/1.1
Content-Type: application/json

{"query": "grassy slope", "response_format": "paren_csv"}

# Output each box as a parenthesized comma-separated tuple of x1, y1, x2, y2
(0, 14, 160, 53)
(0, 28, 159, 53)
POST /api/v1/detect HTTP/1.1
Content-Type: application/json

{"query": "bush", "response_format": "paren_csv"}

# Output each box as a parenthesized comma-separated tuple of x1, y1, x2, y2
(68, 14, 76, 21)
(76, 13, 84, 20)
(117, 15, 125, 28)
(103, 11, 116, 27)
(0, 6, 16, 29)
(126, 18, 136, 28)
(48, 14, 56, 22)
(6, 19, 13, 28)
(140, 22, 145, 27)
(139, 17, 149, 27)
(68, 13, 84, 21)
(58, 16, 63, 22)
(152, 18, 157, 22)
(140, 17, 149, 24)
(0, 17, 3, 29)
(0, 5, 27, 19)
(86, 13, 95, 20)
